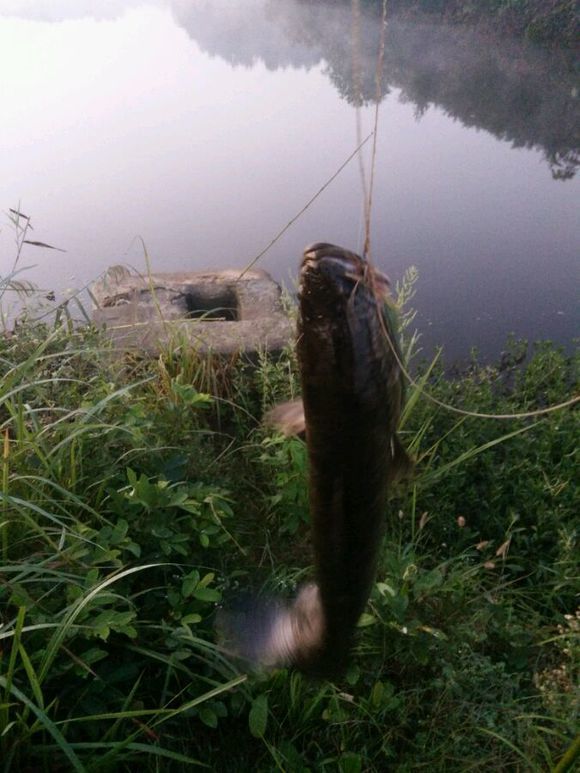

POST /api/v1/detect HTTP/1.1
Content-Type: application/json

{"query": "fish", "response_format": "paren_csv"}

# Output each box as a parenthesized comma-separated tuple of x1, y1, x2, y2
(221, 243, 412, 677)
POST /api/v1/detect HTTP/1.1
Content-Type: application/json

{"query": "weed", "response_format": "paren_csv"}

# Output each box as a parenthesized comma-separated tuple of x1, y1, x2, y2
(0, 254, 577, 769)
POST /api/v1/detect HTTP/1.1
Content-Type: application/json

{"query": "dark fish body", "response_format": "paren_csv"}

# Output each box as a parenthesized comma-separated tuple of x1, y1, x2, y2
(294, 243, 409, 675)
(220, 243, 410, 677)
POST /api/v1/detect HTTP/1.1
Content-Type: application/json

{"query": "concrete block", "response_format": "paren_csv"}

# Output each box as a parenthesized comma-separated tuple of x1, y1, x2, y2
(91, 266, 293, 356)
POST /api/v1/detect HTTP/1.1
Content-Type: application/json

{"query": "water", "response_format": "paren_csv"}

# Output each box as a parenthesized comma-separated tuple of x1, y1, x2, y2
(1, 0, 578, 362)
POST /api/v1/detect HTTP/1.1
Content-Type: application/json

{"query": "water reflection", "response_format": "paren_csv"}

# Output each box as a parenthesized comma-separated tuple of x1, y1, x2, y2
(4, 0, 577, 179)
(0, 0, 578, 361)
(171, 0, 578, 181)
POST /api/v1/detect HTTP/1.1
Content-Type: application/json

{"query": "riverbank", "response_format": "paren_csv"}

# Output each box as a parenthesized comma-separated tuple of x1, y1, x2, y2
(1, 307, 578, 771)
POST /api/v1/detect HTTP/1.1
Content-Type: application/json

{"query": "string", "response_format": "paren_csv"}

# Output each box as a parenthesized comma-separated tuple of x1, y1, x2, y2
(364, 0, 389, 259)
(350, 1, 578, 420)
(351, 0, 370, 249)
(352, 0, 388, 260)
(374, 289, 579, 420)
(237, 132, 374, 280)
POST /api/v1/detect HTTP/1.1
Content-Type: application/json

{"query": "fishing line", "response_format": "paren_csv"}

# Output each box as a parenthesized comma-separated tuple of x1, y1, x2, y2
(374, 291, 579, 420)
(350, 1, 578, 421)
(352, 0, 388, 261)
(364, 0, 389, 260)
(237, 2, 383, 280)
(234, 4, 577, 422)
(352, 0, 370, 248)
(237, 132, 374, 280)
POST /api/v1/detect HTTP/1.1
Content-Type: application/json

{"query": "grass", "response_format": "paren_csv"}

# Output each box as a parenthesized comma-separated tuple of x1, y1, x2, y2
(0, 270, 578, 771)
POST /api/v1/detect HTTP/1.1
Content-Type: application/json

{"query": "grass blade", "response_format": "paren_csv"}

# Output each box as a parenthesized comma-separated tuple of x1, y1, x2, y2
(0, 677, 86, 773)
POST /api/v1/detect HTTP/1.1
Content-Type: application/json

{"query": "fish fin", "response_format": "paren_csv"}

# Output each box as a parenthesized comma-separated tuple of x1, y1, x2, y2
(216, 584, 324, 672)
(264, 398, 306, 437)
(216, 593, 290, 670)
(387, 434, 414, 485)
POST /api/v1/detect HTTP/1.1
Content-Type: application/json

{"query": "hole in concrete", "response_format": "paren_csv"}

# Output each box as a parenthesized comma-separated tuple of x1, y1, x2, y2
(183, 288, 239, 321)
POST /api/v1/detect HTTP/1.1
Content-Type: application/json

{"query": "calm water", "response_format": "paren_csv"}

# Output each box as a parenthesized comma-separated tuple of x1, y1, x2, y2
(1, 0, 578, 362)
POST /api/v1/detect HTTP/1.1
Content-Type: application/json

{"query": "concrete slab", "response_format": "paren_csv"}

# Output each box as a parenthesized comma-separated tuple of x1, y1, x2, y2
(91, 266, 293, 356)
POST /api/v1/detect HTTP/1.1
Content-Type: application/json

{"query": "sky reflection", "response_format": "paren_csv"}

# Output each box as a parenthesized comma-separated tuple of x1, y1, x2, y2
(0, 1, 577, 361)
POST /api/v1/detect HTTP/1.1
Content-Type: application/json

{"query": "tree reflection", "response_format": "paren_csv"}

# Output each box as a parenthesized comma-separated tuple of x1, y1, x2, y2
(171, 0, 578, 179)
(4, 0, 576, 179)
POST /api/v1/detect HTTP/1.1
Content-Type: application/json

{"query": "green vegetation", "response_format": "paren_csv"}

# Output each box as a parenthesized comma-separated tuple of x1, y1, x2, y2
(368, 0, 579, 46)
(0, 274, 578, 771)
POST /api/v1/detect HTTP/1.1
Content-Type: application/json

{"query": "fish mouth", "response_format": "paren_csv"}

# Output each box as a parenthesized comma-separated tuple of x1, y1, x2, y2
(302, 243, 363, 276)
(301, 242, 390, 295)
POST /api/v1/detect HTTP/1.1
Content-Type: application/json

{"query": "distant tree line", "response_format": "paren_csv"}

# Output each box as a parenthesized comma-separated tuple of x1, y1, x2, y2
(322, 13, 579, 179)
(351, 0, 579, 46)
(181, 1, 578, 178)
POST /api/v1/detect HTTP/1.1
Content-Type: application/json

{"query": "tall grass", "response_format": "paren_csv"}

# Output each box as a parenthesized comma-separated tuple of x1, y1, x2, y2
(0, 258, 577, 770)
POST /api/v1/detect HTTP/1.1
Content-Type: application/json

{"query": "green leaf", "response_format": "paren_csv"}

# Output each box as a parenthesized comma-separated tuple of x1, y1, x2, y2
(0, 677, 86, 772)
(339, 753, 362, 773)
(152, 526, 173, 539)
(346, 663, 360, 686)
(199, 707, 218, 728)
(357, 613, 376, 628)
(376, 581, 396, 597)
(182, 571, 200, 598)
(95, 624, 111, 641)
(180, 500, 201, 515)
(198, 572, 215, 588)
(193, 587, 221, 603)
(371, 681, 385, 707)
(213, 701, 228, 718)
(111, 518, 129, 543)
(414, 569, 443, 593)
(249, 693, 268, 738)
(181, 613, 202, 625)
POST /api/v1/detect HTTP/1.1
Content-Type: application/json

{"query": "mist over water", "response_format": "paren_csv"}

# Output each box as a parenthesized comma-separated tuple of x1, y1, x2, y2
(1, 0, 578, 362)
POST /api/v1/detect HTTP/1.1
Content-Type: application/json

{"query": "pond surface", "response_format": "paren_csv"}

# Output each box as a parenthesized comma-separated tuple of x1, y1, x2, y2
(1, 0, 578, 362)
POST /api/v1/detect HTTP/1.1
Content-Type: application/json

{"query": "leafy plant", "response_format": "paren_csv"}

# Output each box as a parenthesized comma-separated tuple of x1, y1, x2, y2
(0, 249, 577, 770)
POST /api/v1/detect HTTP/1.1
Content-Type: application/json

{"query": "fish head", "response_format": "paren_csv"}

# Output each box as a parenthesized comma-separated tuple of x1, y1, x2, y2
(300, 243, 390, 310)
(298, 242, 404, 404)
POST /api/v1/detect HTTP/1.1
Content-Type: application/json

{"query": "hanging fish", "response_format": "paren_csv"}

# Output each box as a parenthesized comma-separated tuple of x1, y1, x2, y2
(221, 243, 412, 677)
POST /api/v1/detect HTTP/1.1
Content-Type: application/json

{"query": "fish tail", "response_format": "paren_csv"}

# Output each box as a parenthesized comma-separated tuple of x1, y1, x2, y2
(216, 583, 326, 672)
(264, 398, 306, 437)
